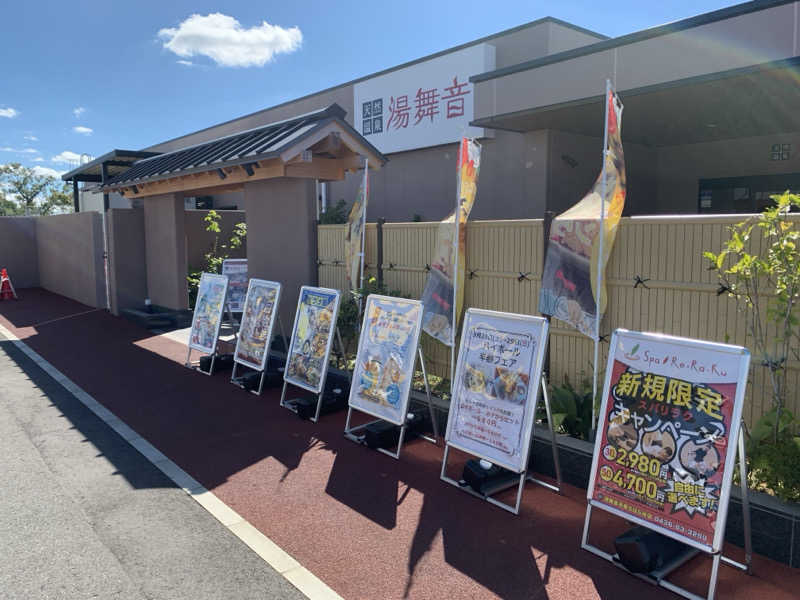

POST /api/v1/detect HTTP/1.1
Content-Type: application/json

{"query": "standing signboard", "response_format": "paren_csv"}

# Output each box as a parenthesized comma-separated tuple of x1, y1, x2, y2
(233, 279, 281, 371)
(282, 286, 341, 394)
(440, 309, 560, 514)
(582, 329, 752, 599)
(348, 295, 423, 426)
(185, 272, 229, 374)
(222, 259, 248, 313)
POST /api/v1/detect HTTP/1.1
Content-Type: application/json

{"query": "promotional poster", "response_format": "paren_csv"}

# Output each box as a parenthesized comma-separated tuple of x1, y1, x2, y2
(421, 137, 481, 346)
(222, 259, 248, 312)
(234, 279, 281, 371)
(284, 287, 341, 393)
(445, 309, 548, 473)
(349, 295, 423, 425)
(539, 88, 626, 339)
(189, 273, 229, 355)
(589, 330, 749, 551)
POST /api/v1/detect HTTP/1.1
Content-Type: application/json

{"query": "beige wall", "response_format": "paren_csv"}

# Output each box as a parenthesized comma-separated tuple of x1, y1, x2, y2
(245, 178, 317, 329)
(0, 217, 39, 288)
(36, 212, 105, 308)
(185, 210, 246, 272)
(143, 194, 188, 310)
(107, 208, 147, 315)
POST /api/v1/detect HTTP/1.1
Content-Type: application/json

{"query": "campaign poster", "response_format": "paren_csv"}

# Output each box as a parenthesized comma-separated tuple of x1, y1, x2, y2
(588, 329, 750, 552)
(189, 273, 228, 355)
(222, 259, 248, 312)
(233, 279, 281, 371)
(445, 309, 548, 473)
(538, 87, 626, 339)
(421, 137, 481, 345)
(349, 295, 423, 425)
(284, 286, 341, 394)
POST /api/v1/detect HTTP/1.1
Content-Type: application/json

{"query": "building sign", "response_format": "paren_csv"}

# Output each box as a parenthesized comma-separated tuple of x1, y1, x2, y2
(445, 309, 549, 473)
(349, 295, 423, 426)
(222, 259, 248, 312)
(284, 286, 341, 394)
(234, 279, 281, 371)
(588, 329, 750, 552)
(353, 44, 495, 154)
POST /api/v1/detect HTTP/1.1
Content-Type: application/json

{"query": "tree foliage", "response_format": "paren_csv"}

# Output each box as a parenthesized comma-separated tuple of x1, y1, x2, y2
(0, 163, 73, 215)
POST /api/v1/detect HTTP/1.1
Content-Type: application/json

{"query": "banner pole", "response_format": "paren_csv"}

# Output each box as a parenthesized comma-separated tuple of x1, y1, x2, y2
(451, 140, 463, 391)
(358, 158, 369, 321)
(592, 80, 611, 433)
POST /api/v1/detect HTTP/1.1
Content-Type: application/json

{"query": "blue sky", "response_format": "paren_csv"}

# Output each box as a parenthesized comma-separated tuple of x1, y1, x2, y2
(0, 0, 741, 178)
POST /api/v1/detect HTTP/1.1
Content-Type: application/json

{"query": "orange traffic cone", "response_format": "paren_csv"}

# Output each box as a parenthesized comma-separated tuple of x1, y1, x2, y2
(0, 268, 17, 300)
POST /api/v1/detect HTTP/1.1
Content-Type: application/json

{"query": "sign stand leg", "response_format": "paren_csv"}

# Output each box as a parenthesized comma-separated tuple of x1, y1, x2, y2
(527, 375, 562, 493)
(279, 380, 289, 409)
(417, 347, 439, 444)
(185, 347, 193, 369)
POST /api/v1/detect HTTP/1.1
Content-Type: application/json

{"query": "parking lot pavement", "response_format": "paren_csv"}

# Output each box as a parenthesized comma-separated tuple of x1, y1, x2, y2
(0, 339, 306, 600)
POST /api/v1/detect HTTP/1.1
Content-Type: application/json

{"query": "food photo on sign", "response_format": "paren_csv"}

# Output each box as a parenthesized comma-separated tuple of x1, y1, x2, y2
(285, 288, 339, 392)
(590, 330, 747, 550)
(350, 296, 422, 425)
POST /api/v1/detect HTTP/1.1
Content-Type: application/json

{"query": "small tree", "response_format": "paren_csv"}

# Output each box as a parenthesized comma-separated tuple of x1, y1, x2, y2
(704, 192, 800, 444)
(186, 210, 247, 307)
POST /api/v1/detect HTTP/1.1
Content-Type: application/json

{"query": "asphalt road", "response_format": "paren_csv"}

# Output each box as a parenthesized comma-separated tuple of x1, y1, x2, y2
(0, 338, 305, 600)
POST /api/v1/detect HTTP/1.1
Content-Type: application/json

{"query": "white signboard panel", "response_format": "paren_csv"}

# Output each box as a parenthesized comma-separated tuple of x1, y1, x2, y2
(353, 43, 495, 154)
(222, 259, 248, 312)
(445, 308, 548, 473)
(188, 273, 229, 355)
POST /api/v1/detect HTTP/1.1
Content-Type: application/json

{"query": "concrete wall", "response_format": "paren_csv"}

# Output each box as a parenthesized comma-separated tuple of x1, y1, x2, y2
(0, 217, 39, 288)
(143, 194, 188, 310)
(107, 208, 147, 315)
(36, 212, 105, 308)
(245, 178, 317, 329)
(185, 210, 247, 272)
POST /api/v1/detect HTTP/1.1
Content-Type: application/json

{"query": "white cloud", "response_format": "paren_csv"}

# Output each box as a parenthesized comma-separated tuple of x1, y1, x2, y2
(32, 166, 66, 178)
(33, 157, 44, 162)
(158, 13, 302, 68)
(73, 126, 93, 135)
(0, 147, 38, 154)
(24, 134, 38, 142)
(0, 107, 19, 118)
(177, 60, 194, 66)
(51, 150, 82, 164)
(73, 106, 85, 118)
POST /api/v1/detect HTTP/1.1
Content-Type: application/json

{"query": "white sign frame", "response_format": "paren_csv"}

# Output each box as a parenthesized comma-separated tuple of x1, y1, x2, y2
(221, 258, 248, 313)
(188, 272, 229, 355)
(233, 278, 281, 372)
(586, 329, 751, 555)
(283, 285, 341, 395)
(444, 308, 549, 474)
(348, 295, 424, 426)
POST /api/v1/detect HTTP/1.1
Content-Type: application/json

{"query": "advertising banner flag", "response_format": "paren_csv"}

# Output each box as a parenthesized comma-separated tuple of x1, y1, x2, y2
(284, 286, 341, 394)
(538, 88, 626, 339)
(349, 295, 423, 426)
(222, 259, 248, 312)
(588, 329, 750, 552)
(445, 308, 549, 473)
(188, 273, 229, 355)
(234, 279, 281, 371)
(421, 137, 481, 345)
(345, 166, 368, 292)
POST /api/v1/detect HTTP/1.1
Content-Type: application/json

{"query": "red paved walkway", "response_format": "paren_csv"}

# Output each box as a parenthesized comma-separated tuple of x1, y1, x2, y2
(2, 289, 798, 600)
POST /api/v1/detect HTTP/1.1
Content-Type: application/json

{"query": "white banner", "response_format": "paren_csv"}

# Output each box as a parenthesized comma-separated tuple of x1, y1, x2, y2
(445, 309, 549, 473)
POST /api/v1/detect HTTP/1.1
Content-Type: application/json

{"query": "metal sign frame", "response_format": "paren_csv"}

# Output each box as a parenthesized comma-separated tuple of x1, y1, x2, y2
(279, 286, 341, 422)
(231, 279, 282, 395)
(185, 272, 229, 375)
(581, 328, 753, 600)
(344, 295, 438, 459)
(221, 258, 248, 313)
(440, 308, 561, 514)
